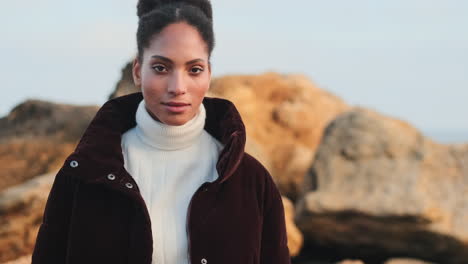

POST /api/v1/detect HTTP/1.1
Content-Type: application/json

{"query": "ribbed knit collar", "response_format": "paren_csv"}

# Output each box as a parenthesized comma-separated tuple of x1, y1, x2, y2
(135, 100, 206, 150)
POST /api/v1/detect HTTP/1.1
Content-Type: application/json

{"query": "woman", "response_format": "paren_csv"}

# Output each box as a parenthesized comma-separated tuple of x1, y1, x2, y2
(32, 0, 290, 263)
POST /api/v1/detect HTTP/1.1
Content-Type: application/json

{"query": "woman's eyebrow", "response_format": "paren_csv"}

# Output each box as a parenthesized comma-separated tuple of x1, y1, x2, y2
(151, 55, 205, 65)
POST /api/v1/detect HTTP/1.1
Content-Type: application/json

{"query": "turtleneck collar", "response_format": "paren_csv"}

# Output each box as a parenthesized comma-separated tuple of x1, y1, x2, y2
(135, 100, 206, 150)
(71, 92, 246, 186)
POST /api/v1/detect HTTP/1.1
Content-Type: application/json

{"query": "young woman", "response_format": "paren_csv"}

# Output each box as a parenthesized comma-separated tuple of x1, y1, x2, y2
(32, 0, 290, 263)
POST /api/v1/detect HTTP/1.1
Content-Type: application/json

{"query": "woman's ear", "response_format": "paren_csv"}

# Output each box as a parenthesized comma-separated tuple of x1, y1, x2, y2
(132, 57, 142, 88)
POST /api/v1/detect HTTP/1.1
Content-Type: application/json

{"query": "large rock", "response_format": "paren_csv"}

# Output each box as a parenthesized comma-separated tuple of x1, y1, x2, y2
(109, 63, 350, 200)
(0, 99, 98, 142)
(296, 107, 468, 263)
(208, 73, 349, 200)
(0, 172, 55, 263)
(0, 100, 98, 191)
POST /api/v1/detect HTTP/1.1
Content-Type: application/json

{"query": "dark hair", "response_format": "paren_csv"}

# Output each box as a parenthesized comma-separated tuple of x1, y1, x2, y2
(136, 0, 215, 63)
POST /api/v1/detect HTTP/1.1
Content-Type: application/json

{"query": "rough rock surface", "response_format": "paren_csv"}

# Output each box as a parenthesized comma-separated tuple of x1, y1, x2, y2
(0, 172, 55, 263)
(336, 261, 365, 264)
(283, 196, 304, 257)
(109, 63, 350, 200)
(0, 99, 98, 142)
(0, 100, 97, 191)
(208, 73, 349, 200)
(296, 107, 468, 263)
(2, 255, 31, 264)
(384, 258, 436, 264)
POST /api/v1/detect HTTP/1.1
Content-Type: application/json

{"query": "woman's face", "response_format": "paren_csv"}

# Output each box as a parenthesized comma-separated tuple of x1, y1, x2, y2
(132, 22, 211, 126)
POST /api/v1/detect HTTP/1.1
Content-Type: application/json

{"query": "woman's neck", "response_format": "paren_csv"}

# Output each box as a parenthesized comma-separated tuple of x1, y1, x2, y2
(135, 100, 206, 150)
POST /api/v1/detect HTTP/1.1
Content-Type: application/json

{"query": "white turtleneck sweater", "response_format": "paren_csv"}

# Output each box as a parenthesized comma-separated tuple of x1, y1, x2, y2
(121, 100, 223, 264)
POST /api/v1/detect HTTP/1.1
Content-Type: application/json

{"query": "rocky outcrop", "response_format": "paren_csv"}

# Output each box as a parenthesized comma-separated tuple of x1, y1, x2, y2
(296, 107, 468, 263)
(0, 100, 98, 191)
(109, 63, 350, 200)
(0, 99, 98, 142)
(0, 172, 55, 263)
(208, 73, 349, 200)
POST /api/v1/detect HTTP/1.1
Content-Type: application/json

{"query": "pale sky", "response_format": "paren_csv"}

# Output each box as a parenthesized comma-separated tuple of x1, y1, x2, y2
(1, 0, 467, 142)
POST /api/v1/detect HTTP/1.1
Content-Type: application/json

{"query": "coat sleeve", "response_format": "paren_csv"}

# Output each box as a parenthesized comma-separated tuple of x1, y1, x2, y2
(32, 166, 77, 264)
(259, 169, 292, 264)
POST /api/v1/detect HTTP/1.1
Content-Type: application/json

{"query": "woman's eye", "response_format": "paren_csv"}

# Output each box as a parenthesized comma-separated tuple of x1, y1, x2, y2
(152, 65, 167, 73)
(190, 67, 204, 74)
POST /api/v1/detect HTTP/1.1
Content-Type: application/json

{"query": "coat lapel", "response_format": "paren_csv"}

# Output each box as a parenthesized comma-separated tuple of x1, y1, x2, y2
(66, 92, 246, 192)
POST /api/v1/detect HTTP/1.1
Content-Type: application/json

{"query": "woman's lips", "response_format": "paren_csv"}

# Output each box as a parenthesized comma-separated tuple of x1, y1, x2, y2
(162, 102, 190, 113)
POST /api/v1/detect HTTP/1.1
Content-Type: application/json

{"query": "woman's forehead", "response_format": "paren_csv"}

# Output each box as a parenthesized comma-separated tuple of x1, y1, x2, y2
(144, 24, 209, 62)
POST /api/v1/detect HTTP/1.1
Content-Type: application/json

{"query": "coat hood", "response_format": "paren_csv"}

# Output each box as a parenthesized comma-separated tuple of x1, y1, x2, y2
(66, 92, 246, 191)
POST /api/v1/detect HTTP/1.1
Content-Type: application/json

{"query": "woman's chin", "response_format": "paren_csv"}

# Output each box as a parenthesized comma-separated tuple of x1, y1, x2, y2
(161, 116, 190, 126)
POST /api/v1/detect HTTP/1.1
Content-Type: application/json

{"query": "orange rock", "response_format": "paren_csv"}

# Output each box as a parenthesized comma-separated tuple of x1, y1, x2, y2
(281, 196, 303, 257)
(2, 255, 31, 264)
(208, 73, 349, 200)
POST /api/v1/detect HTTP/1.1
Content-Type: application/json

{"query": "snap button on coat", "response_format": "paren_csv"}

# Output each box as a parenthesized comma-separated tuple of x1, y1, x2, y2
(69, 160, 78, 168)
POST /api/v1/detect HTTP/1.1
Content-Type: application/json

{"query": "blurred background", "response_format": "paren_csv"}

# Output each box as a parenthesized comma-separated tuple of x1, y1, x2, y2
(2, 0, 467, 142)
(1, 1, 467, 264)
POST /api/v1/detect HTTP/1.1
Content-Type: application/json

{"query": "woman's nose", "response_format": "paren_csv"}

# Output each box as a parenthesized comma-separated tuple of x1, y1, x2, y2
(167, 72, 187, 95)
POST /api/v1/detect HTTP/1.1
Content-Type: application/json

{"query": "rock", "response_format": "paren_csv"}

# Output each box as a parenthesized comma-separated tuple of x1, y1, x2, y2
(0, 100, 98, 191)
(282, 196, 303, 257)
(336, 261, 365, 264)
(108, 62, 136, 100)
(109, 64, 350, 200)
(2, 255, 31, 264)
(208, 73, 349, 200)
(384, 258, 436, 264)
(0, 172, 55, 263)
(296, 107, 468, 263)
(0, 99, 98, 142)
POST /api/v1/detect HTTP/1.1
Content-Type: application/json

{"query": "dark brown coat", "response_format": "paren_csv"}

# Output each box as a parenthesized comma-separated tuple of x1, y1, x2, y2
(32, 92, 291, 264)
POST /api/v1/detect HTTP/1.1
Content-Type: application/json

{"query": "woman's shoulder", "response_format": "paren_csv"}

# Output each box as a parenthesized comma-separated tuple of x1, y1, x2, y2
(239, 152, 284, 212)
(238, 152, 274, 184)
(240, 152, 267, 170)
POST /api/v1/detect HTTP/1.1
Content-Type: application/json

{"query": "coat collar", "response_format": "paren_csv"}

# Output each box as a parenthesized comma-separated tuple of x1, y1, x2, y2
(64, 92, 246, 191)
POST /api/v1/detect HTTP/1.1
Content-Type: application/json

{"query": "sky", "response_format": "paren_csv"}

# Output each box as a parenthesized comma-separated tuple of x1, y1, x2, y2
(1, 0, 467, 142)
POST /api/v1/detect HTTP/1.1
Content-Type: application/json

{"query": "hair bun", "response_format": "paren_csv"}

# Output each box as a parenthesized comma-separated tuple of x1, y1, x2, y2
(137, 0, 213, 20)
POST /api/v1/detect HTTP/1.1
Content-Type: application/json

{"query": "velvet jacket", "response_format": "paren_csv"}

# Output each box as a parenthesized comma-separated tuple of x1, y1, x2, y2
(31, 92, 291, 264)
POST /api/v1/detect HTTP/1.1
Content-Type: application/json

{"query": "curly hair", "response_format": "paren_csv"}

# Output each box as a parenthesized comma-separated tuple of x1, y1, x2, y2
(136, 0, 215, 62)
